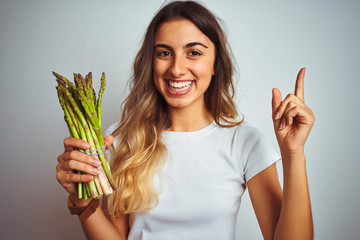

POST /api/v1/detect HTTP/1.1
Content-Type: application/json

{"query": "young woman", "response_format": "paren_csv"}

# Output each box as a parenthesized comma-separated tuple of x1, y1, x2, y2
(56, 1, 314, 239)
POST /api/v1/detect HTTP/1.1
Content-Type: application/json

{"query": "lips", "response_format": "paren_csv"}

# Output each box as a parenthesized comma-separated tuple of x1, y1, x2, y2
(166, 80, 194, 95)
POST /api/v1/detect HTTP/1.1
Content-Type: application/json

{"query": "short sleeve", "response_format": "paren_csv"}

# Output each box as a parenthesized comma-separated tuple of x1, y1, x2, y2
(237, 123, 281, 182)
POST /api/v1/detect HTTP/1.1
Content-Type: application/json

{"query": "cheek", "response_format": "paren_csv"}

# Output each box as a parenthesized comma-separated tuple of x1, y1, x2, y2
(197, 54, 215, 76)
(153, 64, 169, 96)
(153, 60, 167, 80)
(153, 74, 161, 92)
(195, 60, 215, 81)
(153, 61, 162, 86)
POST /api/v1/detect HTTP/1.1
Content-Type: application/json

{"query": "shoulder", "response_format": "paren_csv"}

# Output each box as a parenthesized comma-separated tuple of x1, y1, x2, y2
(212, 121, 271, 159)
(219, 121, 279, 159)
(226, 121, 275, 154)
(216, 121, 266, 144)
(236, 122, 268, 145)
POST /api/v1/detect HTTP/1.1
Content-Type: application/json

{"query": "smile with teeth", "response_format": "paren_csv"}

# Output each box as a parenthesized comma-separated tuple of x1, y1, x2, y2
(168, 80, 193, 92)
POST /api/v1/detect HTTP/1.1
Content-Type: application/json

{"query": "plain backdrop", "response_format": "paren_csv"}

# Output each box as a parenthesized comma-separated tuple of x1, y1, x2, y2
(1, 0, 359, 239)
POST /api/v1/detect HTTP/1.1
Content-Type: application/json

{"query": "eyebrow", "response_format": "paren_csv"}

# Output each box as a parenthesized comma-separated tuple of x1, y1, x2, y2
(154, 42, 209, 50)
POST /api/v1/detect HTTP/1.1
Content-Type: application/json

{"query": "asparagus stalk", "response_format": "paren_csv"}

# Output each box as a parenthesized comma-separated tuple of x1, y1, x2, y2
(97, 73, 106, 129)
(88, 122, 113, 194)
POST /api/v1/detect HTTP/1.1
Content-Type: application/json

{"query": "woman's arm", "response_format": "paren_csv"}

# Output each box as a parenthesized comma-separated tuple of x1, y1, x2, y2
(248, 159, 313, 240)
(272, 68, 314, 239)
(57, 136, 128, 239)
(247, 164, 283, 239)
(273, 150, 313, 239)
(248, 68, 314, 239)
(80, 196, 129, 240)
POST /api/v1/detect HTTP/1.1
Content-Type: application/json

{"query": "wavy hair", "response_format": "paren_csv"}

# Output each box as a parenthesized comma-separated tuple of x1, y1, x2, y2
(107, 0, 243, 217)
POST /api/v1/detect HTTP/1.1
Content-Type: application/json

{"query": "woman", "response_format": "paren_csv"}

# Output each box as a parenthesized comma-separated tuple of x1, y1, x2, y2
(56, 1, 314, 239)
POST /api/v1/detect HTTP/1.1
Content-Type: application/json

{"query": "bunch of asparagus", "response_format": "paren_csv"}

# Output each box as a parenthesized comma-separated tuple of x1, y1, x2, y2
(54, 71, 116, 199)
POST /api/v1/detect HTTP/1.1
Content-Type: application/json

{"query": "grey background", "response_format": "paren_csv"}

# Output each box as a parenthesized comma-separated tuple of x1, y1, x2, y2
(1, 0, 359, 239)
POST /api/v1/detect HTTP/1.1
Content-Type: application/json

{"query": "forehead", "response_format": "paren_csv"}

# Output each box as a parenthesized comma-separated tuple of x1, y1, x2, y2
(154, 19, 213, 47)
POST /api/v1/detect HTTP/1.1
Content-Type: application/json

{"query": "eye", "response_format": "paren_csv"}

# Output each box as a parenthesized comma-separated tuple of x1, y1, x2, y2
(157, 50, 172, 57)
(188, 50, 202, 57)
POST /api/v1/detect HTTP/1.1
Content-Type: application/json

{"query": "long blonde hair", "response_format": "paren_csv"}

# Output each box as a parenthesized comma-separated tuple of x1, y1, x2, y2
(107, 1, 243, 217)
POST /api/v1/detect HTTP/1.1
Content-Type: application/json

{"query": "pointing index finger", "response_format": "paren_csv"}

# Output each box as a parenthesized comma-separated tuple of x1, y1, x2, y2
(295, 67, 306, 102)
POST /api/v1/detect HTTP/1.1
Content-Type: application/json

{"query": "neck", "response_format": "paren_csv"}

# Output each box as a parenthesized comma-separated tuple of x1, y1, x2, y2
(167, 103, 214, 132)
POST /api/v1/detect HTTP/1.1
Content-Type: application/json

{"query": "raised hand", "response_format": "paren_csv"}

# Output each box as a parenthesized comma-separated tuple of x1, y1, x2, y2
(271, 68, 315, 155)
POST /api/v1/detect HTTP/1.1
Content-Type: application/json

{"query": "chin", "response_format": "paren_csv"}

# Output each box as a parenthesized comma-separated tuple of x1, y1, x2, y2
(165, 99, 191, 109)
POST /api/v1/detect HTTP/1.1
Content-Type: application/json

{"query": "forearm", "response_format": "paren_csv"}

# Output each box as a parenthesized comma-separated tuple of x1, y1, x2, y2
(274, 151, 313, 240)
(81, 206, 126, 240)
(69, 195, 126, 240)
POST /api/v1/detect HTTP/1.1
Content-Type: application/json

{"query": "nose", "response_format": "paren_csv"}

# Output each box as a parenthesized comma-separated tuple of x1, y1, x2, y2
(169, 55, 187, 78)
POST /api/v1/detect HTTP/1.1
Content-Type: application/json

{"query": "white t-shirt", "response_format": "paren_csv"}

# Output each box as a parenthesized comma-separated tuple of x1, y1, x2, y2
(107, 121, 280, 240)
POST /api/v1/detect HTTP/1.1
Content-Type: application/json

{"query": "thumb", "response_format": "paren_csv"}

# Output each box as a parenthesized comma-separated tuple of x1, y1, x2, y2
(104, 135, 114, 149)
(272, 88, 282, 116)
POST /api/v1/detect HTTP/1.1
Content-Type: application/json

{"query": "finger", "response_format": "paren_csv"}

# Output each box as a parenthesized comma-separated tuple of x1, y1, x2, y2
(67, 173, 94, 183)
(63, 137, 91, 152)
(64, 159, 101, 176)
(278, 106, 298, 130)
(273, 94, 306, 121)
(61, 150, 101, 167)
(294, 67, 306, 102)
(57, 171, 94, 185)
(286, 104, 314, 126)
(279, 102, 313, 130)
(104, 135, 114, 149)
(282, 102, 299, 127)
(56, 168, 94, 195)
(55, 172, 76, 194)
(272, 88, 282, 117)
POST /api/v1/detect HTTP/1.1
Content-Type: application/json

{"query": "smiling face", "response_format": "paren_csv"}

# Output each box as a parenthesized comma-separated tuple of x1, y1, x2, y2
(153, 19, 216, 112)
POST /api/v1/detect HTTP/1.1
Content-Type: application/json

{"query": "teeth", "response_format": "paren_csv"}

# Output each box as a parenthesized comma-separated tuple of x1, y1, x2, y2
(168, 81, 192, 92)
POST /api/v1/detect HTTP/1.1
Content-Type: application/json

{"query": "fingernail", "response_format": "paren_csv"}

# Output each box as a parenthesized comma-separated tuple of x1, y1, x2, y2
(85, 175, 94, 181)
(83, 143, 91, 149)
(279, 122, 284, 129)
(275, 112, 280, 120)
(93, 159, 101, 166)
(92, 168, 100, 175)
